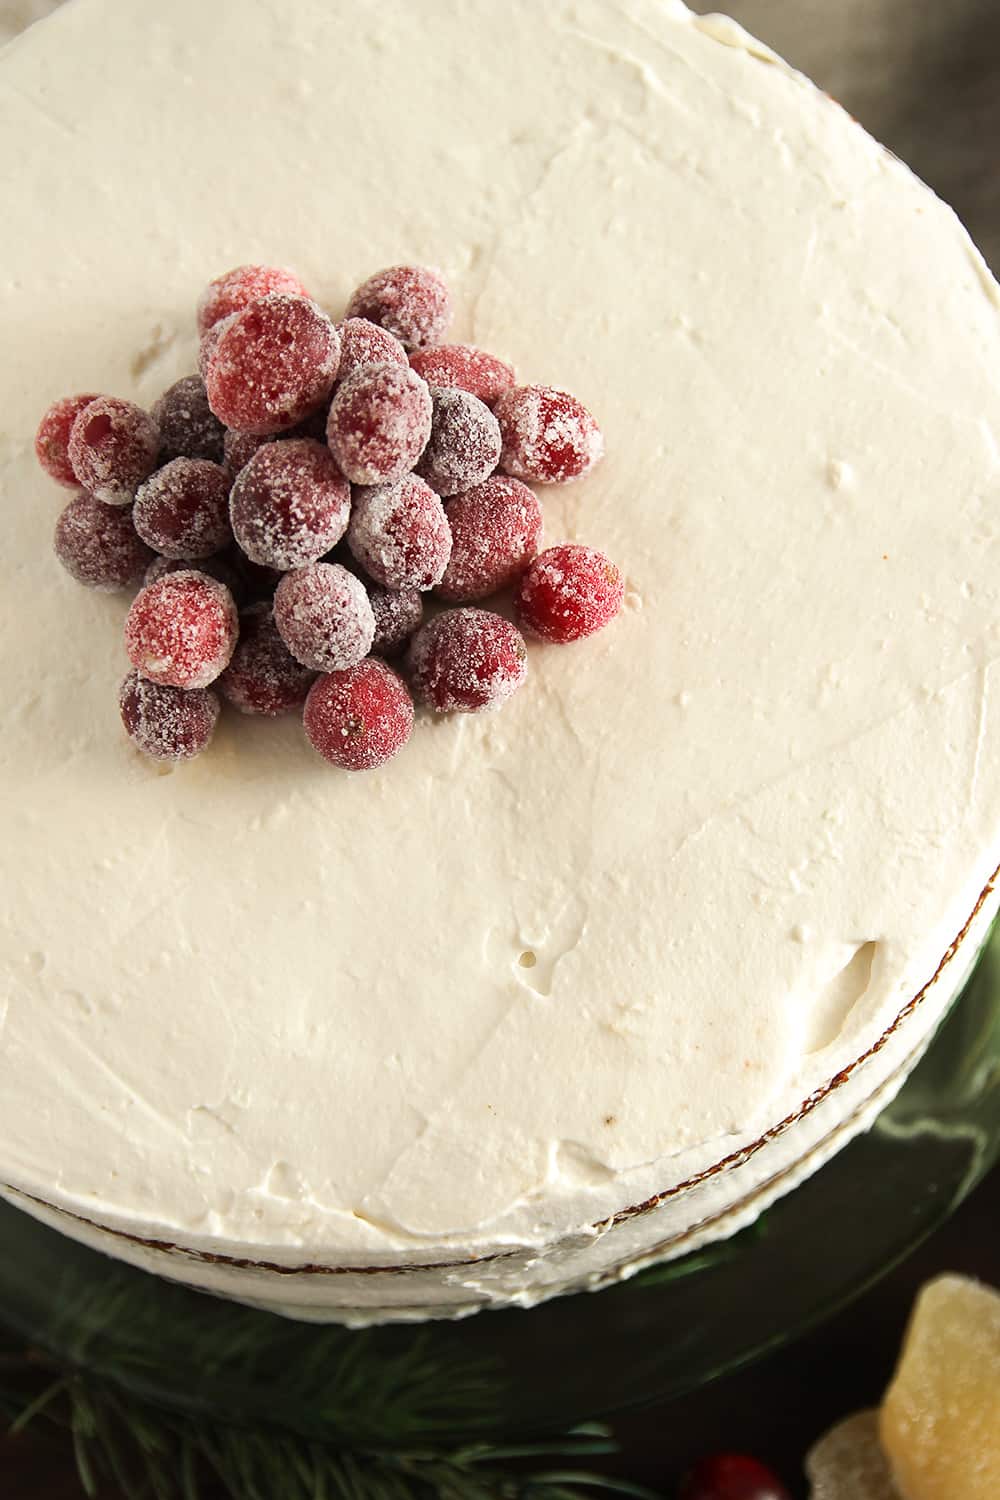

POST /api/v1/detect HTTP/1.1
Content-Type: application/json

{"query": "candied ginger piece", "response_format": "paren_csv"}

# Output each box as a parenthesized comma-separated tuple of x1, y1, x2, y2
(806, 1411, 901, 1499)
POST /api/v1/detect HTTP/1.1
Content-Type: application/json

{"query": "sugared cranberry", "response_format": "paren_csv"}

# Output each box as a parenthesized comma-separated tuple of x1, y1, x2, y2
(197, 264, 310, 335)
(409, 345, 515, 408)
(144, 552, 243, 598)
(347, 475, 451, 591)
(495, 384, 603, 485)
(67, 396, 160, 505)
(437, 475, 541, 603)
(119, 669, 220, 763)
(198, 314, 232, 380)
(407, 608, 527, 713)
(326, 363, 432, 486)
(335, 318, 408, 384)
(515, 544, 623, 643)
(219, 602, 315, 715)
(303, 660, 414, 771)
(204, 294, 340, 435)
(124, 570, 238, 689)
(35, 394, 101, 487)
(345, 265, 451, 351)
(368, 585, 423, 657)
(229, 438, 351, 569)
(54, 492, 153, 591)
(417, 387, 501, 497)
(151, 375, 225, 465)
(273, 562, 375, 673)
(679, 1454, 792, 1500)
(223, 427, 273, 478)
(133, 458, 231, 559)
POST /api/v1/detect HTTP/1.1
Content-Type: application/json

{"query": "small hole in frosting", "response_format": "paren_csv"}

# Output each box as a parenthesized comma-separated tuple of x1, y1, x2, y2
(519, 950, 537, 969)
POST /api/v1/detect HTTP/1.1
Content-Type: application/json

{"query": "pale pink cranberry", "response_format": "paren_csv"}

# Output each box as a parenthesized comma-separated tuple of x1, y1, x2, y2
(347, 475, 451, 591)
(495, 384, 603, 485)
(54, 492, 153, 591)
(436, 475, 541, 603)
(133, 458, 231, 559)
(326, 363, 432, 486)
(67, 396, 160, 505)
(124, 570, 238, 689)
(197, 264, 310, 335)
(229, 438, 350, 569)
(119, 669, 220, 762)
(35, 394, 101, 487)
(335, 318, 408, 383)
(407, 608, 527, 713)
(515, 544, 623, 643)
(219, 603, 315, 716)
(273, 562, 375, 673)
(409, 345, 515, 408)
(368, 585, 423, 657)
(345, 265, 451, 350)
(204, 294, 340, 435)
(151, 375, 225, 464)
(417, 387, 501, 497)
(303, 660, 414, 771)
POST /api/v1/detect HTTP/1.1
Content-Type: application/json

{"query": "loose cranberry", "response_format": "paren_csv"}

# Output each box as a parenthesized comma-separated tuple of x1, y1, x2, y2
(347, 475, 451, 591)
(133, 458, 231, 559)
(407, 608, 527, 713)
(219, 602, 315, 715)
(198, 314, 232, 380)
(679, 1454, 792, 1500)
(144, 552, 243, 598)
(515, 544, 623, 643)
(409, 345, 515, 408)
(326, 363, 432, 486)
(368, 585, 423, 657)
(204, 294, 340, 435)
(151, 375, 225, 464)
(437, 475, 541, 603)
(197, 264, 310, 335)
(417, 387, 501, 497)
(119, 669, 220, 762)
(335, 318, 408, 383)
(35, 394, 101, 487)
(495, 384, 603, 485)
(54, 492, 153, 591)
(223, 427, 274, 478)
(273, 562, 375, 673)
(303, 660, 414, 771)
(345, 265, 451, 350)
(229, 438, 351, 569)
(124, 570, 238, 689)
(67, 396, 160, 505)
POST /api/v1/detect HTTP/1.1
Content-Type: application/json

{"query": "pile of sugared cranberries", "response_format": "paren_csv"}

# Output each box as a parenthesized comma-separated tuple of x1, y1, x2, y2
(37, 262, 623, 770)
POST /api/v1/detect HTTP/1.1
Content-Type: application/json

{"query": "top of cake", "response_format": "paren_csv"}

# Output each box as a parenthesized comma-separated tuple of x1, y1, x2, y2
(2, 0, 1000, 1273)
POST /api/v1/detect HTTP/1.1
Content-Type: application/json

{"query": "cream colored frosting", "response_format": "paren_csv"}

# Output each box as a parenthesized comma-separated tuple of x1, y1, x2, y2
(2, 0, 1000, 1321)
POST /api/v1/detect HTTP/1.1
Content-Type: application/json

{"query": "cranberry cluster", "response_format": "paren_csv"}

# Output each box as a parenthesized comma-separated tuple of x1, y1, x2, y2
(38, 263, 623, 770)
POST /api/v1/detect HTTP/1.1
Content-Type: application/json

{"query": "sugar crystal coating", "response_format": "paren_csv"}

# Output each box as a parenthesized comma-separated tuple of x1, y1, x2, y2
(124, 570, 238, 689)
(229, 438, 351, 569)
(54, 492, 154, 591)
(407, 607, 527, 713)
(437, 475, 542, 602)
(335, 317, 409, 383)
(144, 552, 243, 598)
(133, 458, 232, 559)
(515, 544, 623, 643)
(273, 562, 375, 673)
(806, 1412, 902, 1500)
(219, 602, 315, 716)
(495, 383, 603, 485)
(345, 265, 451, 351)
(197, 264, 309, 335)
(347, 474, 451, 591)
(368, 584, 423, 656)
(417, 386, 502, 497)
(326, 362, 432, 486)
(303, 659, 414, 770)
(223, 427, 275, 478)
(119, 669, 220, 762)
(67, 396, 160, 505)
(151, 375, 225, 465)
(204, 294, 340, 436)
(35, 394, 101, 487)
(409, 345, 515, 408)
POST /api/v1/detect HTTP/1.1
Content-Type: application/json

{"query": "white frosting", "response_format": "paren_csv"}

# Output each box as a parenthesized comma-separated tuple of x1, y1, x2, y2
(2, 0, 1000, 1320)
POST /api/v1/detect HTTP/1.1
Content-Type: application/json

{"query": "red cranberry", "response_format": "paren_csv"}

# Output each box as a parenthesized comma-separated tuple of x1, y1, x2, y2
(368, 585, 423, 657)
(679, 1454, 792, 1500)
(223, 427, 274, 478)
(204, 294, 340, 435)
(273, 562, 375, 673)
(198, 314, 232, 380)
(495, 384, 603, 485)
(345, 265, 451, 351)
(124, 570, 238, 689)
(326, 363, 432, 486)
(35, 394, 101, 487)
(335, 317, 408, 383)
(197, 264, 309, 335)
(437, 475, 541, 603)
(409, 345, 515, 408)
(229, 438, 351, 569)
(151, 375, 225, 464)
(515, 544, 623, 643)
(67, 396, 160, 505)
(119, 669, 220, 762)
(54, 492, 153, 591)
(417, 387, 501, 497)
(303, 660, 414, 771)
(133, 458, 231, 559)
(144, 552, 243, 598)
(219, 603, 315, 715)
(347, 475, 451, 591)
(407, 608, 527, 713)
